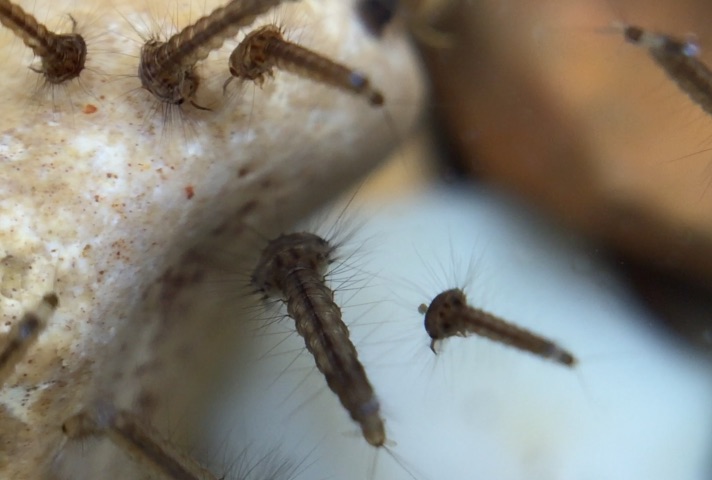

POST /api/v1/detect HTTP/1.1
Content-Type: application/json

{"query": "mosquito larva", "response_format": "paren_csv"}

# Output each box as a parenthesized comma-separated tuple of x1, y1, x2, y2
(0, 292, 58, 387)
(0, 1, 86, 84)
(250, 231, 386, 447)
(138, 0, 296, 109)
(224, 24, 385, 106)
(62, 404, 220, 480)
(620, 23, 712, 119)
(419, 288, 577, 367)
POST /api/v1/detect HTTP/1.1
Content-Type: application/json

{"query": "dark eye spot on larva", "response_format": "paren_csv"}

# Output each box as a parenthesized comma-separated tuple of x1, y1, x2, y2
(357, 0, 398, 37)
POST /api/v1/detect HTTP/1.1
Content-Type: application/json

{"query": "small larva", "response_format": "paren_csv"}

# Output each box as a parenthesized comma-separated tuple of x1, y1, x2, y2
(419, 287, 577, 367)
(224, 23, 384, 106)
(137, 0, 297, 110)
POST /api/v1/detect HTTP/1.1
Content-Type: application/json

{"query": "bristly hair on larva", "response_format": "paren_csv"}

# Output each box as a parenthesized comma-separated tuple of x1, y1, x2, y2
(386, 234, 577, 368)
(213, 444, 316, 480)
(136, 0, 298, 110)
(0, 292, 59, 389)
(62, 402, 223, 480)
(241, 197, 426, 480)
(223, 23, 384, 106)
(59, 396, 314, 480)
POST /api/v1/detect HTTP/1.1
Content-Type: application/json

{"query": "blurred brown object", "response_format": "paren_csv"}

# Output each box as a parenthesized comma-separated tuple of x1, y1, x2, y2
(420, 0, 712, 345)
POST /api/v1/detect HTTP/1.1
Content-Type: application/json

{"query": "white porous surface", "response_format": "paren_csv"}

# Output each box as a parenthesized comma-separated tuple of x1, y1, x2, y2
(0, 0, 424, 477)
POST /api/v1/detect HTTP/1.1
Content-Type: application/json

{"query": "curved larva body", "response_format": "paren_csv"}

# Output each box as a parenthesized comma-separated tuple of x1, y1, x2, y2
(0, 0, 425, 477)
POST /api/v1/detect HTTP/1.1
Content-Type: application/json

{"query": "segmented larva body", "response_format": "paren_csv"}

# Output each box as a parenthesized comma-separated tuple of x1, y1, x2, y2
(138, 0, 296, 107)
(622, 24, 712, 119)
(63, 405, 220, 480)
(0, 0, 86, 84)
(420, 288, 576, 367)
(0, 292, 59, 388)
(251, 231, 386, 447)
(226, 24, 385, 106)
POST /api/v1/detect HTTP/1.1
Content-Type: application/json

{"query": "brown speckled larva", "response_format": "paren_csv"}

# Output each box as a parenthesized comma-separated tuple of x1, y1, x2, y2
(0, 0, 425, 477)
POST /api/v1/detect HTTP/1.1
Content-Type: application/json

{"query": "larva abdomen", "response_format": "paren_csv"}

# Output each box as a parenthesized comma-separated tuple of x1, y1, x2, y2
(252, 232, 386, 447)
(284, 267, 386, 446)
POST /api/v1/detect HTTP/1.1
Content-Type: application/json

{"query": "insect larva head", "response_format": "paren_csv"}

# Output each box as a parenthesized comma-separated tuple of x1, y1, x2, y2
(42, 33, 87, 84)
(421, 288, 467, 353)
(138, 40, 200, 106)
(251, 232, 334, 295)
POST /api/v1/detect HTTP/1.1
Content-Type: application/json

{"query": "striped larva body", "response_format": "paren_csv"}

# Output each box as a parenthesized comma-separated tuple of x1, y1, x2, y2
(420, 288, 576, 367)
(251, 231, 386, 447)
(225, 24, 384, 106)
(356, 0, 398, 37)
(0, 1, 86, 84)
(621, 23, 712, 119)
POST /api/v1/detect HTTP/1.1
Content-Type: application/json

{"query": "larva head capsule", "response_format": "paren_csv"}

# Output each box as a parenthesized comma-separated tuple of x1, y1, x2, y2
(42, 33, 87, 84)
(543, 344, 578, 367)
(251, 232, 335, 298)
(420, 288, 468, 353)
(228, 24, 282, 84)
(138, 40, 201, 107)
